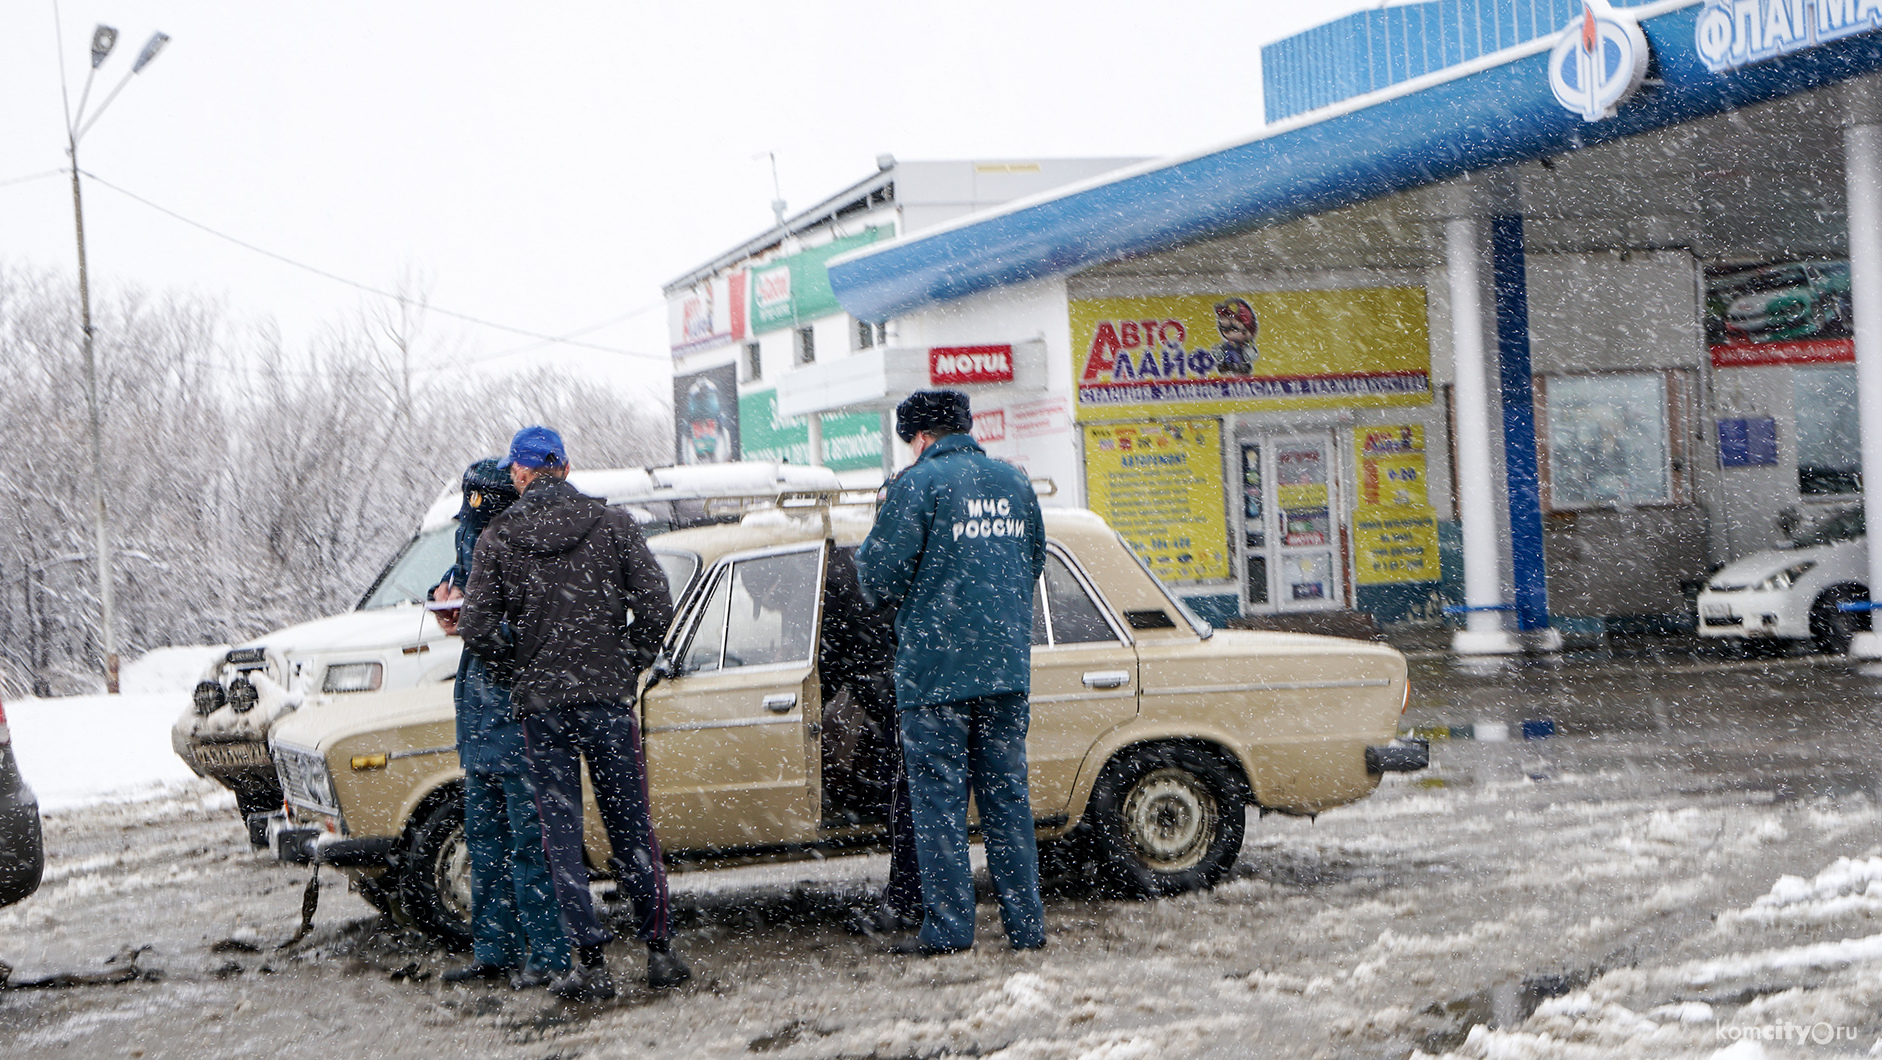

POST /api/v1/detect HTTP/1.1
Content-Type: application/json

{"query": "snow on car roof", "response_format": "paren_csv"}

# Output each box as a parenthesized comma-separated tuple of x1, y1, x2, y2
(419, 463, 845, 532)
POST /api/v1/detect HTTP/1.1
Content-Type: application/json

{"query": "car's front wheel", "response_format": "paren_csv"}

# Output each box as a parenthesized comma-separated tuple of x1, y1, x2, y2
(1083, 743, 1246, 898)
(397, 793, 473, 948)
(1810, 584, 1870, 655)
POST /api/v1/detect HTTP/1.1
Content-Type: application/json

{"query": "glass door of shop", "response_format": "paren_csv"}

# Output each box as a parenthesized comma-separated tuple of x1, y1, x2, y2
(1238, 433, 1343, 612)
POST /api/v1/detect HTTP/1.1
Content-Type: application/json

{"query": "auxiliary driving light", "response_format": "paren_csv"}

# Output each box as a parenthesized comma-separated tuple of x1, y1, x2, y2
(192, 680, 227, 716)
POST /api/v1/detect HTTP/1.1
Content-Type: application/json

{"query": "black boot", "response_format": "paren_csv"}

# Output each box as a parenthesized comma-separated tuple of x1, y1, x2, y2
(442, 960, 513, 984)
(549, 944, 616, 1002)
(646, 939, 690, 990)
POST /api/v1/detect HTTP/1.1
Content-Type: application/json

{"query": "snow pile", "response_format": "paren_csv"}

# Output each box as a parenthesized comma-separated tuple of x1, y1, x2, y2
(118, 645, 228, 694)
(1718, 856, 1882, 930)
(7, 646, 218, 811)
(1675, 933, 1882, 988)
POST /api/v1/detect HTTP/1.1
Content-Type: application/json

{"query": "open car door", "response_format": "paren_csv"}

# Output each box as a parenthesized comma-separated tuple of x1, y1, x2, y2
(641, 541, 827, 852)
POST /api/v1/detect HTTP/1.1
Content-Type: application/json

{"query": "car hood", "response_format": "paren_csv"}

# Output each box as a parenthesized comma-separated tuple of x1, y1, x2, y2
(270, 681, 454, 754)
(1708, 541, 1857, 589)
(232, 603, 436, 657)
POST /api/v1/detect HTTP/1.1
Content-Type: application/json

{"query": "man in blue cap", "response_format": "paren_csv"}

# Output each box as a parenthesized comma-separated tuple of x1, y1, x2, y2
(431, 459, 569, 990)
(459, 426, 687, 1001)
(855, 390, 1047, 955)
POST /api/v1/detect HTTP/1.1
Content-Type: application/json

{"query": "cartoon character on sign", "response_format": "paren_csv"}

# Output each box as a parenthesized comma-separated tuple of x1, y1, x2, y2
(1213, 298, 1259, 376)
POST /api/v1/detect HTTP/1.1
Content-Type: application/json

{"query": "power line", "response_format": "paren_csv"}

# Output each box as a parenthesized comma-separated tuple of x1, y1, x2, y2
(451, 297, 669, 367)
(0, 169, 65, 190)
(78, 169, 671, 360)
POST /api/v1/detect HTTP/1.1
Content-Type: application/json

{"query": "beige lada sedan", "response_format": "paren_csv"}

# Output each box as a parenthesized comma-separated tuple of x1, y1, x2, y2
(266, 506, 1423, 944)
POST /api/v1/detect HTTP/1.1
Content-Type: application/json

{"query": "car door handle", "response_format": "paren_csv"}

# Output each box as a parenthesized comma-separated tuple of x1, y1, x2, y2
(762, 693, 798, 713)
(1082, 670, 1131, 690)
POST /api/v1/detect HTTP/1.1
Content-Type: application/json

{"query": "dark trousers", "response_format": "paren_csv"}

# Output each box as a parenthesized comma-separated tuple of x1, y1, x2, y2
(521, 702, 670, 948)
(882, 748, 921, 920)
(900, 691, 1045, 950)
(464, 770, 569, 973)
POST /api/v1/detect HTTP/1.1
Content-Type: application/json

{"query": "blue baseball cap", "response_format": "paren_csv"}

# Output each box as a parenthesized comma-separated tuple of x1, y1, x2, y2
(499, 425, 567, 470)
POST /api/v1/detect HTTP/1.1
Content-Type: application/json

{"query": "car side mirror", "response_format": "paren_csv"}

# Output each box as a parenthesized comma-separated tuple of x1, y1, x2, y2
(642, 653, 674, 692)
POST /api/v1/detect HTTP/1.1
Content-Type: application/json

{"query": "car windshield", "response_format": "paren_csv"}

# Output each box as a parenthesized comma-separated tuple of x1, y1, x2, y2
(358, 527, 457, 610)
(1794, 507, 1865, 547)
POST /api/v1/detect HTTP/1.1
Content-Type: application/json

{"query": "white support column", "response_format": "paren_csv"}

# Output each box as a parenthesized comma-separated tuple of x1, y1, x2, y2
(1446, 216, 1520, 655)
(1844, 124, 1882, 658)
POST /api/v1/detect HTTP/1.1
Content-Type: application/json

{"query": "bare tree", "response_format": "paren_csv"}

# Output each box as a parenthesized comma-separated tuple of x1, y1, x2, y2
(0, 265, 672, 696)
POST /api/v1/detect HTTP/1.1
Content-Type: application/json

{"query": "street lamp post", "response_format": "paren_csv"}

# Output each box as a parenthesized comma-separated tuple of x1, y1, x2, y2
(64, 24, 169, 694)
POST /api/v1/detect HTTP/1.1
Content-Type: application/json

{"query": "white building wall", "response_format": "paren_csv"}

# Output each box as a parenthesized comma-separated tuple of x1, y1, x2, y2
(894, 276, 1081, 505)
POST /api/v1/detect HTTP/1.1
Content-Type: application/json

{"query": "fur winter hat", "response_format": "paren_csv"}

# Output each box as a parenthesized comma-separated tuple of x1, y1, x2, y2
(895, 390, 972, 442)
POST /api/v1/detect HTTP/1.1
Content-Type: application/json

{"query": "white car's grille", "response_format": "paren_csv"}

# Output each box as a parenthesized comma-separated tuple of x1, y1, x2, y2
(274, 744, 339, 817)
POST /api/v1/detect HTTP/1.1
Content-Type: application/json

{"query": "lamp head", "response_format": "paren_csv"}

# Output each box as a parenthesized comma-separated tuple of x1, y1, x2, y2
(89, 25, 118, 69)
(133, 32, 170, 73)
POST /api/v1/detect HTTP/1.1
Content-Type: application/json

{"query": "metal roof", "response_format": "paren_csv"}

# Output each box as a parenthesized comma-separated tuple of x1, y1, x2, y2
(828, 0, 1882, 323)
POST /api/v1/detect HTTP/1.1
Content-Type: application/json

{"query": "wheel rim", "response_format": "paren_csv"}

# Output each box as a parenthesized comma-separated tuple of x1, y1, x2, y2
(1121, 767, 1218, 872)
(434, 824, 473, 927)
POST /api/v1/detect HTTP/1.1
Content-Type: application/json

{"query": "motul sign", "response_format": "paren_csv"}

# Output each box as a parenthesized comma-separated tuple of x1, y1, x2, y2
(929, 345, 1014, 385)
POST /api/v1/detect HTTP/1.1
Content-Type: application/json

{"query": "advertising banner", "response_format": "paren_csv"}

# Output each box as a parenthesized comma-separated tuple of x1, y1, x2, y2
(737, 388, 883, 473)
(749, 227, 891, 334)
(1706, 260, 1853, 368)
(1069, 287, 1430, 417)
(672, 363, 740, 465)
(667, 273, 747, 357)
(1082, 420, 1228, 583)
(1350, 424, 1439, 585)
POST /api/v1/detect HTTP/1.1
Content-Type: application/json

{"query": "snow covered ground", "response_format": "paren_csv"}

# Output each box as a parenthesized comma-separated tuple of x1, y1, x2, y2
(4, 650, 1882, 1059)
(5, 646, 227, 811)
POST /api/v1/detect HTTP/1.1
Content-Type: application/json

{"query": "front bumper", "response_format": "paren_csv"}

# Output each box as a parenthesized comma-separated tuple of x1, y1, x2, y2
(267, 815, 396, 868)
(1696, 589, 1807, 640)
(1365, 737, 1430, 775)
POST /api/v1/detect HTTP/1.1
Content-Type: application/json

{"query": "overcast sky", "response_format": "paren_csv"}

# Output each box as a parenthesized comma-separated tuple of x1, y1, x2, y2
(0, 2, 1392, 401)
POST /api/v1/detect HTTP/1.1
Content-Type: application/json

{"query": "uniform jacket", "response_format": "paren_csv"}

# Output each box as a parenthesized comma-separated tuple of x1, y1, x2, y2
(855, 433, 1045, 710)
(441, 509, 530, 775)
(460, 477, 674, 717)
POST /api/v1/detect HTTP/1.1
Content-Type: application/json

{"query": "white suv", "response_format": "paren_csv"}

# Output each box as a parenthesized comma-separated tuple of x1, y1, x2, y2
(172, 462, 841, 845)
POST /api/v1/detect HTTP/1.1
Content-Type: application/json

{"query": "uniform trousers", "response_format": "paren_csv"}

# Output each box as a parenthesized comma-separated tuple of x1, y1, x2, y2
(463, 770, 569, 973)
(899, 691, 1045, 951)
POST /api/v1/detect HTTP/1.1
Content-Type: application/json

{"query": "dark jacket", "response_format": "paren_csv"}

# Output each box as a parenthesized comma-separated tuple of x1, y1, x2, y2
(855, 433, 1045, 710)
(460, 477, 674, 717)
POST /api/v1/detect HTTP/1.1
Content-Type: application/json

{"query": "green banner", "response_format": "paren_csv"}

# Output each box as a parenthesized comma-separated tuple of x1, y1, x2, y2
(749, 227, 890, 334)
(737, 388, 883, 473)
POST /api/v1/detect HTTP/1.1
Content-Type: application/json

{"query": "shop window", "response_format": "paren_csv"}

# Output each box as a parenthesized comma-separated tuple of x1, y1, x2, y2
(795, 326, 816, 365)
(743, 341, 762, 383)
(1795, 365, 1861, 495)
(1541, 372, 1678, 510)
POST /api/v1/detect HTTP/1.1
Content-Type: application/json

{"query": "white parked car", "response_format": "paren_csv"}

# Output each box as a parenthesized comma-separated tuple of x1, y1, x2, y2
(1697, 506, 1869, 653)
(172, 462, 841, 845)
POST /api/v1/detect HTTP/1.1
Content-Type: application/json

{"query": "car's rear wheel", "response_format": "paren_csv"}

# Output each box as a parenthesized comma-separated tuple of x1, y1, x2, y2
(397, 793, 473, 948)
(1810, 585, 1869, 655)
(1083, 743, 1246, 898)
